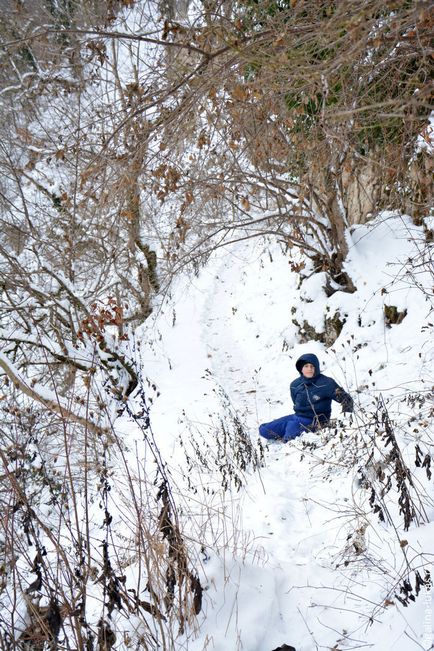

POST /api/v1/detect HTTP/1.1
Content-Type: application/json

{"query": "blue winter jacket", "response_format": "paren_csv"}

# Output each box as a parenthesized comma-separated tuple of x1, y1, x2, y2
(290, 353, 353, 425)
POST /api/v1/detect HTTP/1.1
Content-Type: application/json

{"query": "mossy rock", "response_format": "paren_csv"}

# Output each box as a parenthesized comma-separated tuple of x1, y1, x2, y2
(384, 305, 407, 326)
(292, 311, 346, 347)
(324, 312, 346, 346)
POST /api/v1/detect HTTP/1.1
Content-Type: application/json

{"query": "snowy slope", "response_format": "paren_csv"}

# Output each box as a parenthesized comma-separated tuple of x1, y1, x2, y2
(133, 213, 433, 651)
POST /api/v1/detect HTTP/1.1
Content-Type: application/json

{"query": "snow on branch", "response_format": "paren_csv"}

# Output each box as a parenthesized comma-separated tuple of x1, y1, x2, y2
(0, 350, 108, 435)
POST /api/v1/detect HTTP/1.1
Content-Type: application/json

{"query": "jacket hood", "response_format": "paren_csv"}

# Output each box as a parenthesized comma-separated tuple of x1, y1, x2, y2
(296, 353, 320, 377)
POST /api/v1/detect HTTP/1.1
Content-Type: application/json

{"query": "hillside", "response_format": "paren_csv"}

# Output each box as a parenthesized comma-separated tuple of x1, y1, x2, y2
(0, 1, 432, 649)
(134, 212, 433, 650)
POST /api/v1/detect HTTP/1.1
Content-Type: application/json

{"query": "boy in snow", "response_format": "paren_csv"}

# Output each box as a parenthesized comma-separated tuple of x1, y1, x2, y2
(259, 353, 353, 442)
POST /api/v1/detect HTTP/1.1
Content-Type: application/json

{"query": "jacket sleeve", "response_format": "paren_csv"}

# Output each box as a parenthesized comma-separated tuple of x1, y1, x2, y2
(333, 386, 353, 412)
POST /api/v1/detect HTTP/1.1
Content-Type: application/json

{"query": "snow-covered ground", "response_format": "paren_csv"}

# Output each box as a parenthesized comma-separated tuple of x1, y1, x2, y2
(1, 1, 432, 646)
(130, 212, 434, 650)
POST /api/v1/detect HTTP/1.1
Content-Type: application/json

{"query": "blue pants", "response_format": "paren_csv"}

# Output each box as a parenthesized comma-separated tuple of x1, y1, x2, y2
(259, 414, 314, 442)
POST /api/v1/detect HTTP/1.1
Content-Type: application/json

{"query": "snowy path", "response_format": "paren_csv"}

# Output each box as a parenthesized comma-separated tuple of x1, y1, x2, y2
(194, 244, 371, 651)
(138, 225, 433, 651)
(189, 237, 432, 651)
(199, 240, 299, 428)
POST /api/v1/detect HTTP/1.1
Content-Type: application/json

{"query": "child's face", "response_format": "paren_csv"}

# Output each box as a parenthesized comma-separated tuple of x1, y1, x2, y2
(301, 363, 315, 378)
